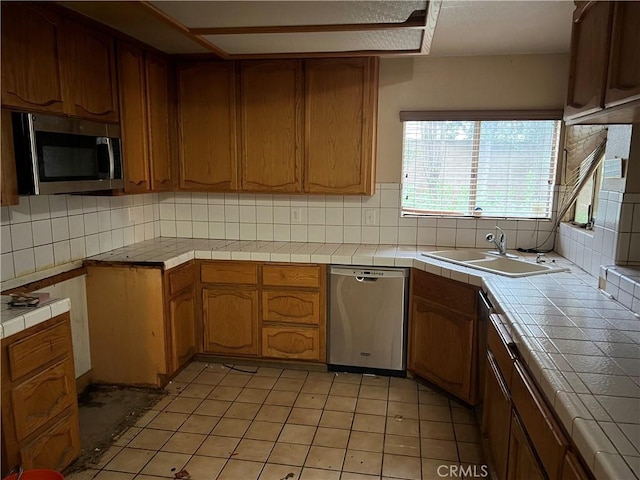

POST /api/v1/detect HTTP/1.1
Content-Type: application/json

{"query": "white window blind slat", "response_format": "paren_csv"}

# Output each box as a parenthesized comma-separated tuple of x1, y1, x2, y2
(401, 119, 560, 219)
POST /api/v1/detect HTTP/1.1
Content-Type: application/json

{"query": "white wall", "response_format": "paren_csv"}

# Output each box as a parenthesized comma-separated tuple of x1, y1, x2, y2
(376, 54, 571, 182)
(35, 275, 91, 378)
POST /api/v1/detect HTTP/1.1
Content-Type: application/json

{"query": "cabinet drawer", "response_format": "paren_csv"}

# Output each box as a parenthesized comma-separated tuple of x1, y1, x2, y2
(262, 264, 320, 288)
(262, 326, 320, 361)
(8, 320, 71, 381)
(20, 409, 80, 471)
(262, 291, 320, 325)
(11, 358, 75, 442)
(512, 361, 568, 480)
(488, 314, 516, 389)
(201, 262, 258, 285)
(167, 262, 193, 296)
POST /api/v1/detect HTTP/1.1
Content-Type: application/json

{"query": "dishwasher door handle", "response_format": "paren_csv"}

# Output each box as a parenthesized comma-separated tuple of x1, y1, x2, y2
(356, 276, 378, 282)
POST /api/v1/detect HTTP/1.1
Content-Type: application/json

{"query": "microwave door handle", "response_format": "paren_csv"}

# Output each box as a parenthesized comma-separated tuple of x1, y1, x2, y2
(26, 114, 41, 195)
(96, 137, 114, 180)
(106, 138, 115, 180)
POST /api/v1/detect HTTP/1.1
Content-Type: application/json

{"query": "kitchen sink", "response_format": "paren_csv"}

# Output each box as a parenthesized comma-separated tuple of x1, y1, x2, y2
(422, 250, 569, 278)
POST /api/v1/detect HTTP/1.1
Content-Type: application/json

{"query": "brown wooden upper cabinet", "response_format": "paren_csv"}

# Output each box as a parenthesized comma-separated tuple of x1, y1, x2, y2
(304, 57, 378, 195)
(605, 2, 640, 107)
(1, 4, 119, 123)
(177, 62, 238, 191)
(118, 42, 173, 193)
(239, 60, 303, 193)
(176, 57, 378, 195)
(59, 17, 119, 123)
(1, 3, 66, 115)
(1, 109, 19, 206)
(565, 1, 640, 122)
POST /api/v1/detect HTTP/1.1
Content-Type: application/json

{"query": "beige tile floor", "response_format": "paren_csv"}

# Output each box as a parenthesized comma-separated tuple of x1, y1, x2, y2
(68, 362, 486, 480)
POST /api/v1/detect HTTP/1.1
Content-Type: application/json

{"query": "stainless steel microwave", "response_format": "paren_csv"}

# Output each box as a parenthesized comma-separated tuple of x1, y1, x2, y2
(12, 112, 124, 195)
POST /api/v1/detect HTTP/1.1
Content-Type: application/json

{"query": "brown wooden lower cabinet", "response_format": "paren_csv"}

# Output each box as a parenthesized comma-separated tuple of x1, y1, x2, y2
(483, 316, 591, 480)
(199, 260, 326, 362)
(482, 352, 512, 480)
(86, 262, 196, 387)
(1, 314, 80, 475)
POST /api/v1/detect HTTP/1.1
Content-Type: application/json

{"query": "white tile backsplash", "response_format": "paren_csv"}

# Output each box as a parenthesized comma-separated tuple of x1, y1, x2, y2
(1, 194, 159, 283)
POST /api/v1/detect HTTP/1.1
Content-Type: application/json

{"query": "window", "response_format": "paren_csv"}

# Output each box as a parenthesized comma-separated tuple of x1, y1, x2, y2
(400, 112, 561, 219)
(573, 159, 604, 226)
(561, 125, 608, 228)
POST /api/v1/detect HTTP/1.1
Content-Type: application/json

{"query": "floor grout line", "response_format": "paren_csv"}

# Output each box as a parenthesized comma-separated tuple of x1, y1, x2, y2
(81, 361, 485, 480)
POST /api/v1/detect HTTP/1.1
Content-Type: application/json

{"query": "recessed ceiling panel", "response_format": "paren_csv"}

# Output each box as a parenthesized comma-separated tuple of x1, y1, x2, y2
(430, 0, 573, 56)
(151, 1, 426, 28)
(61, 1, 209, 54)
(203, 29, 422, 55)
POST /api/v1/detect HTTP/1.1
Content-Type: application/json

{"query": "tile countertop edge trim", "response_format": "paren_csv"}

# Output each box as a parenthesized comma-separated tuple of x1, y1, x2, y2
(4, 239, 636, 480)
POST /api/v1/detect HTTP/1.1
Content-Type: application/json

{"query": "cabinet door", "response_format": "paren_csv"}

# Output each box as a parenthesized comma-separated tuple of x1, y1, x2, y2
(60, 18, 119, 122)
(482, 352, 512, 480)
(605, 2, 640, 107)
(118, 42, 150, 193)
(146, 54, 173, 191)
(409, 296, 474, 402)
(169, 288, 196, 372)
(507, 413, 545, 480)
(20, 411, 80, 471)
(262, 326, 320, 361)
(177, 62, 237, 191)
(11, 359, 75, 442)
(1, 3, 65, 114)
(1, 109, 19, 206)
(565, 2, 614, 119)
(304, 58, 377, 195)
(202, 288, 258, 356)
(239, 60, 302, 192)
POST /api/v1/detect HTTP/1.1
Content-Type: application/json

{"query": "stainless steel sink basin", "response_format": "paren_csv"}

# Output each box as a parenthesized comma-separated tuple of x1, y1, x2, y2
(422, 250, 569, 278)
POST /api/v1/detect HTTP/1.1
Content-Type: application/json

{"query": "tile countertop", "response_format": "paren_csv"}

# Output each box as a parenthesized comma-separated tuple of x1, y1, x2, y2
(83, 238, 637, 479)
(0, 295, 71, 339)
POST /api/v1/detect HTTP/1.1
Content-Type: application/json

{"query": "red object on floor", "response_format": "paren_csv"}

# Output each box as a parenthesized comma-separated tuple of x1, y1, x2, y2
(4, 470, 64, 480)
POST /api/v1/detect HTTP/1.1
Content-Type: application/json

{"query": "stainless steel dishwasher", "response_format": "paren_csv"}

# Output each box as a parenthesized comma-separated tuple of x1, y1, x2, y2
(328, 266, 409, 374)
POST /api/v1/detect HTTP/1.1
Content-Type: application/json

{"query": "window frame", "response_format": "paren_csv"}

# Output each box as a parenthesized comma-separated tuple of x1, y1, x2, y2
(399, 109, 564, 220)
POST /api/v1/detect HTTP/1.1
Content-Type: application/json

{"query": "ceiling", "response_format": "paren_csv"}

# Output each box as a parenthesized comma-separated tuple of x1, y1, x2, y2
(62, 0, 574, 58)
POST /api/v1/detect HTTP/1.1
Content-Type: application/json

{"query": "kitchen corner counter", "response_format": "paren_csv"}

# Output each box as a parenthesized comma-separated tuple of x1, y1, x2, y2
(84, 238, 639, 479)
(0, 295, 71, 339)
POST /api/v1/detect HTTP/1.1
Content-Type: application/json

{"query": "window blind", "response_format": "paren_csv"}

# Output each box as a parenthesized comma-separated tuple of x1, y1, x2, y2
(401, 118, 561, 219)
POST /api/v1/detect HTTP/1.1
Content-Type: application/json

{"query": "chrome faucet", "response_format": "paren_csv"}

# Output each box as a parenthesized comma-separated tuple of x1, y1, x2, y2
(485, 226, 508, 256)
